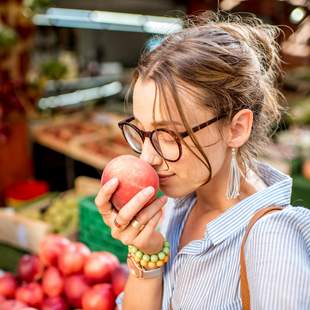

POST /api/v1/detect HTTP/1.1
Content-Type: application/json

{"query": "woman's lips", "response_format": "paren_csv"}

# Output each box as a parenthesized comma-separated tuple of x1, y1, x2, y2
(158, 173, 175, 182)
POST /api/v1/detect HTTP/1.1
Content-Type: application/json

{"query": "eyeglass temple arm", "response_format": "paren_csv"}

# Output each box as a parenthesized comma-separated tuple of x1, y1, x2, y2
(118, 114, 227, 136)
(118, 116, 135, 127)
(178, 113, 227, 138)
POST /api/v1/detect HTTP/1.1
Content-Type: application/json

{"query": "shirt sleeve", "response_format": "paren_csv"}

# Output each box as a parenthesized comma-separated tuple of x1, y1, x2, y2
(116, 292, 125, 310)
(245, 206, 310, 310)
(159, 197, 175, 237)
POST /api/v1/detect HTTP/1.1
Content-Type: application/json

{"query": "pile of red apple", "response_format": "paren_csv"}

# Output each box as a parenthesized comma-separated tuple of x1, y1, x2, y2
(0, 235, 128, 310)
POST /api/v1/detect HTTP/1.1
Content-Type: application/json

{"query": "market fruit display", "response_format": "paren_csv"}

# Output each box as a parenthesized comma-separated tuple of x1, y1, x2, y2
(0, 25, 18, 49)
(81, 136, 130, 159)
(39, 235, 71, 266)
(58, 242, 91, 276)
(42, 122, 99, 142)
(84, 252, 119, 284)
(0, 299, 29, 310)
(40, 59, 68, 81)
(42, 266, 64, 297)
(64, 274, 90, 308)
(43, 193, 79, 234)
(17, 192, 79, 235)
(0, 235, 129, 309)
(17, 255, 44, 283)
(101, 155, 159, 210)
(0, 272, 17, 298)
(15, 282, 44, 308)
(41, 296, 68, 310)
(111, 265, 129, 297)
(82, 284, 115, 310)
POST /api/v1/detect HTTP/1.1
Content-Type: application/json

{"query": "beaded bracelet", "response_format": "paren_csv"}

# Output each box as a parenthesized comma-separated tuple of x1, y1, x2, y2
(128, 241, 170, 269)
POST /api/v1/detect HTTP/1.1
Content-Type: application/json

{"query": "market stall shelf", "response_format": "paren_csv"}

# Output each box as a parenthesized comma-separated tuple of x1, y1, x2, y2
(31, 112, 133, 170)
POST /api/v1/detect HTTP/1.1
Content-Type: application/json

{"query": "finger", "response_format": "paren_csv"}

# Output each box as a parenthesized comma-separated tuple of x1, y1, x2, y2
(116, 196, 167, 245)
(132, 195, 167, 229)
(133, 210, 163, 248)
(110, 212, 123, 240)
(114, 186, 155, 227)
(95, 178, 119, 215)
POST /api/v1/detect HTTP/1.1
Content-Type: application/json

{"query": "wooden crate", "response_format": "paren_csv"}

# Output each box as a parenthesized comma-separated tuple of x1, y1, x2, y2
(0, 208, 51, 254)
(0, 189, 82, 253)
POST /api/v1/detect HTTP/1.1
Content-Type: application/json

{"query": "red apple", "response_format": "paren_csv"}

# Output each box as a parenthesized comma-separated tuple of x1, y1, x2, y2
(0, 300, 27, 310)
(101, 155, 159, 210)
(15, 282, 43, 308)
(58, 242, 90, 275)
(111, 265, 129, 297)
(0, 272, 17, 298)
(17, 255, 43, 282)
(101, 252, 120, 271)
(84, 252, 119, 284)
(42, 266, 64, 297)
(82, 284, 115, 310)
(64, 274, 90, 308)
(41, 296, 69, 310)
(39, 235, 71, 266)
(303, 159, 310, 180)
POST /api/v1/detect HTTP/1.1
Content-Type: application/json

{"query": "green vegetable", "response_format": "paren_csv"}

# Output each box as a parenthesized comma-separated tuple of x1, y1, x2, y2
(0, 25, 18, 49)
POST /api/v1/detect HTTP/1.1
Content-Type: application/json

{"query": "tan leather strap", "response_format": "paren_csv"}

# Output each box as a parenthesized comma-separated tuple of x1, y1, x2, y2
(240, 206, 283, 310)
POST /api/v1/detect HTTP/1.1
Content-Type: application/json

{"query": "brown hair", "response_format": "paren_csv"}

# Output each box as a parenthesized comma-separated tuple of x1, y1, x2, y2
(126, 11, 286, 183)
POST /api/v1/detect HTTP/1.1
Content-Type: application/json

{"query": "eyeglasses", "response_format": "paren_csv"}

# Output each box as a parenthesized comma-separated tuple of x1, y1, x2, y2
(118, 114, 227, 162)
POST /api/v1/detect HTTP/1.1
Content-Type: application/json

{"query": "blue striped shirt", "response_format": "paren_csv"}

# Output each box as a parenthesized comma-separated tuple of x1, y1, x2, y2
(117, 161, 310, 309)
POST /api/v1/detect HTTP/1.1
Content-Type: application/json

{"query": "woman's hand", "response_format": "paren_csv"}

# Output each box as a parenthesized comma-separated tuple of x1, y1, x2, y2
(95, 177, 167, 255)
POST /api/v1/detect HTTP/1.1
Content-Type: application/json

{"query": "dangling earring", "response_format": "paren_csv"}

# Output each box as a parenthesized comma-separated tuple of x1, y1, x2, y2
(226, 147, 241, 200)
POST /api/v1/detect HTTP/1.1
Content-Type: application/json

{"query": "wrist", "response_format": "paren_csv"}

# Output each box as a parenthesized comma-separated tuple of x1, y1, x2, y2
(138, 233, 165, 254)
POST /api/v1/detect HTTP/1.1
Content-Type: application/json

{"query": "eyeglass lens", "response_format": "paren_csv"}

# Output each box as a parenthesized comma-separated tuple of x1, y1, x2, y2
(122, 124, 180, 161)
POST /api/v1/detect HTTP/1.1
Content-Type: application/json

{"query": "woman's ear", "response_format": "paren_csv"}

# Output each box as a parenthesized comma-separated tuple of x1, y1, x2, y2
(227, 109, 253, 148)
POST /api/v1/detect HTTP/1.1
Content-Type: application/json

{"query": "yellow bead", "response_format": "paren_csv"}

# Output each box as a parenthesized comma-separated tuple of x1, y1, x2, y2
(140, 260, 148, 267)
(156, 260, 164, 267)
(147, 262, 156, 269)
(135, 251, 143, 259)
(163, 255, 169, 263)
(134, 256, 141, 262)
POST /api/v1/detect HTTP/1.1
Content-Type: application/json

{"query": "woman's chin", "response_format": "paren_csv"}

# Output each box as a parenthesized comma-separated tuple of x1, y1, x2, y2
(160, 185, 195, 199)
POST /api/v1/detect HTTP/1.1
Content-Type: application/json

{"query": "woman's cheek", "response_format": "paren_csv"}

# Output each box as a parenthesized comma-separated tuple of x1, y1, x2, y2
(179, 149, 210, 182)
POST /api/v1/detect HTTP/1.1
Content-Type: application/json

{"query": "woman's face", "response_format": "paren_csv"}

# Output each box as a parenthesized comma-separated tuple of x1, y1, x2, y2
(132, 78, 229, 198)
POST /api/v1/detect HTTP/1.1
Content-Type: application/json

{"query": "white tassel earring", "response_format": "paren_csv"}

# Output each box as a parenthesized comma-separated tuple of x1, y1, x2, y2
(226, 148, 241, 200)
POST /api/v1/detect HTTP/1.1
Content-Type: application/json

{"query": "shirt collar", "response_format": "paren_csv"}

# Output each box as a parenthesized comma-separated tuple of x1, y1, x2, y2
(205, 161, 292, 246)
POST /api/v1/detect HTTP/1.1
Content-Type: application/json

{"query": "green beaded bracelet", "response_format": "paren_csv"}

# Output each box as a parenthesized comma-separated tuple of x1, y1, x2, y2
(128, 240, 170, 265)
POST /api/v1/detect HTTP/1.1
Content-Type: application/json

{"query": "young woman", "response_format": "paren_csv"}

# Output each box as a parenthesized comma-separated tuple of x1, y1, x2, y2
(95, 12, 310, 310)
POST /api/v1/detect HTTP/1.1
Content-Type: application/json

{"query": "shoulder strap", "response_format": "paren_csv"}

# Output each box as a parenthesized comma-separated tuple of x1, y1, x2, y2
(240, 206, 283, 310)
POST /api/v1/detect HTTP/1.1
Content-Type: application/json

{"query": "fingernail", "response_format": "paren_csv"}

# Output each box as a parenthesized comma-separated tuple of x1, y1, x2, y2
(107, 177, 118, 186)
(144, 186, 154, 195)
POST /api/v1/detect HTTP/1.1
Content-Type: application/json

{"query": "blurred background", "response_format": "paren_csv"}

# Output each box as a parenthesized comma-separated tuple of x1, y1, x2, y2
(0, 0, 309, 307)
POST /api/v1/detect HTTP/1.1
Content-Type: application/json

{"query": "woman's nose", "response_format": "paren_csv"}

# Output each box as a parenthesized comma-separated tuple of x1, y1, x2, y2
(139, 138, 162, 166)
